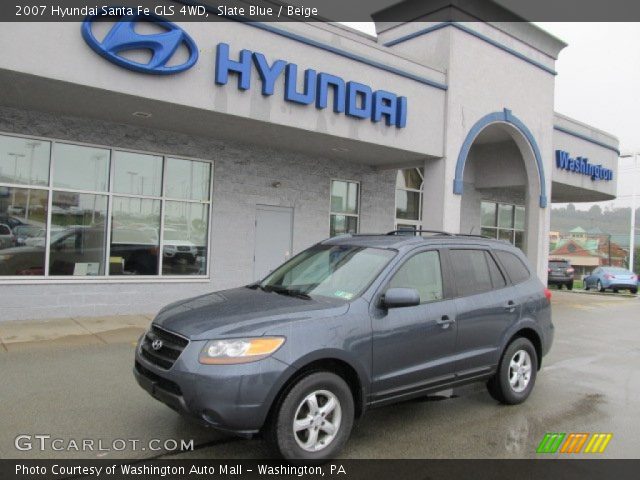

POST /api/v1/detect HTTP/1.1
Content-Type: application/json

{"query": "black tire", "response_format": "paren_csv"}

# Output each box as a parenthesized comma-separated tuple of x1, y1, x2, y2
(567, 281, 573, 291)
(487, 337, 538, 405)
(584, 281, 590, 291)
(631, 288, 638, 295)
(613, 289, 619, 293)
(267, 372, 354, 462)
(597, 280, 606, 293)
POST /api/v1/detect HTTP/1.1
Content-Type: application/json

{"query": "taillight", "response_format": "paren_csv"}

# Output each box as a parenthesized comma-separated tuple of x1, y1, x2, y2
(547, 268, 551, 273)
(604, 274, 613, 279)
(631, 275, 637, 281)
(566, 267, 574, 274)
(544, 288, 552, 301)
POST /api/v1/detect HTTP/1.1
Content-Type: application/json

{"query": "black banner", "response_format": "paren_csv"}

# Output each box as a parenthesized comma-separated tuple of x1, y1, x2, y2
(2, 460, 640, 480)
(3, 0, 640, 22)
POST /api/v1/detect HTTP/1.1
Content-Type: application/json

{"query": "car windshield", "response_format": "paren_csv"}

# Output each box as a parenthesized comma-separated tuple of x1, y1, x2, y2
(259, 245, 395, 301)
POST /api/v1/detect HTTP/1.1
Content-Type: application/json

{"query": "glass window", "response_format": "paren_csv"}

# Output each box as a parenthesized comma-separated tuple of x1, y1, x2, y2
(449, 249, 493, 296)
(330, 180, 358, 214)
(388, 251, 443, 303)
(486, 251, 506, 288)
(330, 180, 359, 237)
(514, 206, 525, 230)
(481, 202, 524, 249)
(0, 133, 213, 279)
(0, 135, 51, 186)
(396, 168, 423, 190)
(395, 190, 421, 220)
(164, 157, 211, 201)
(497, 204, 514, 228)
(110, 197, 160, 275)
(260, 245, 395, 301)
(49, 192, 108, 276)
(0, 187, 49, 275)
(495, 250, 530, 284)
(330, 214, 358, 237)
(481, 201, 497, 227)
(53, 143, 110, 192)
(163, 201, 209, 275)
(113, 152, 163, 197)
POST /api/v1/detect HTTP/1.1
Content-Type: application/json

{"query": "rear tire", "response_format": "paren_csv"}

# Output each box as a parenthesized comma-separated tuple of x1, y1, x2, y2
(487, 337, 538, 405)
(584, 281, 590, 291)
(567, 281, 573, 290)
(631, 288, 638, 295)
(597, 280, 606, 293)
(267, 372, 354, 462)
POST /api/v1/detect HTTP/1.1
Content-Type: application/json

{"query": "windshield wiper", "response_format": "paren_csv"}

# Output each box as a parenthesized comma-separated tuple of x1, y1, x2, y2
(264, 286, 312, 300)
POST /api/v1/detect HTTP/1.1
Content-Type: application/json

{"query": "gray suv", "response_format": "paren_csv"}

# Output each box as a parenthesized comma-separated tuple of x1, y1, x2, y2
(134, 231, 553, 461)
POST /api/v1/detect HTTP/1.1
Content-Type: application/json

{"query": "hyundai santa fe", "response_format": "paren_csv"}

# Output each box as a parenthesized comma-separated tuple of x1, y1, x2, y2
(134, 231, 554, 461)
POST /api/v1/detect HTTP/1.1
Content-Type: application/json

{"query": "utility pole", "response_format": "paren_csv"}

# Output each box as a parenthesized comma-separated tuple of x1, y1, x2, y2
(620, 153, 638, 271)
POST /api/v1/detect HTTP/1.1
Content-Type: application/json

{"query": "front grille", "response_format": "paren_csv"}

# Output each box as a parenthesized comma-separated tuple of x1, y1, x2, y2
(135, 361, 182, 395)
(140, 325, 189, 370)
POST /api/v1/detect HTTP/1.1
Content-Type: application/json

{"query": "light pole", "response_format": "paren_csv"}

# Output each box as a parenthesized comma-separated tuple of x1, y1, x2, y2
(620, 153, 639, 271)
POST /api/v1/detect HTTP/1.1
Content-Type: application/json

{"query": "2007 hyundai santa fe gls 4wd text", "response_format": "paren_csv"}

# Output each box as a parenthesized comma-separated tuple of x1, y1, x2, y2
(134, 231, 554, 461)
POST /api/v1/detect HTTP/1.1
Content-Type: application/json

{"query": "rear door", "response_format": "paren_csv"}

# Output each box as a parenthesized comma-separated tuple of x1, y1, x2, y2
(371, 248, 457, 402)
(448, 248, 520, 379)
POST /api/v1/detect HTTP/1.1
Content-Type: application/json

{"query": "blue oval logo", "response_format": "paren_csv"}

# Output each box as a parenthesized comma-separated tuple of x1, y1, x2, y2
(81, 12, 198, 75)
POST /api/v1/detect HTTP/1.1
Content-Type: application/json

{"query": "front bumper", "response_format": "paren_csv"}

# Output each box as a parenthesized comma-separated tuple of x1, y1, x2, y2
(133, 337, 290, 436)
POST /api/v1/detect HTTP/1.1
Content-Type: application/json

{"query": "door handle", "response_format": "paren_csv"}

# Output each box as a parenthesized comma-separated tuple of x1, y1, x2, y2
(504, 300, 519, 311)
(436, 315, 455, 329)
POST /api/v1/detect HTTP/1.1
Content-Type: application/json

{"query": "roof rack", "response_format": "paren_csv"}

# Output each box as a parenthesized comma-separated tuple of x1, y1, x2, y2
(386, 230, 493, 239)
(387, 229, 454, 236)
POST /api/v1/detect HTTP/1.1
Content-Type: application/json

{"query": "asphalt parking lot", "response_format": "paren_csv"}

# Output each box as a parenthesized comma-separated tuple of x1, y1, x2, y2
(1, 290, 638, 460)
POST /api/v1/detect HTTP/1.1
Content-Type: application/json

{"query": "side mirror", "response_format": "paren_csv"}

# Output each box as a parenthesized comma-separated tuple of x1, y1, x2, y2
(382, 287, 420, 309)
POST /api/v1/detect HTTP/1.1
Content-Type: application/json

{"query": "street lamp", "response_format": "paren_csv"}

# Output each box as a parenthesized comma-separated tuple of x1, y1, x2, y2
(620, 153, 639, 272)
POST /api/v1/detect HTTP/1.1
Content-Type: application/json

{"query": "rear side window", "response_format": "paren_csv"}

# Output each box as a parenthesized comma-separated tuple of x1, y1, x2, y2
(449, 249, 493, 296)
(388, 251, 443, 303)
(496, 250, 530, 284)
(486, 252, 506, 288)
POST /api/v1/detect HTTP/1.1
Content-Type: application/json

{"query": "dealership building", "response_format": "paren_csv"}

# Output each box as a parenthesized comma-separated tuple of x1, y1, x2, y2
(0, 1, 620, 321)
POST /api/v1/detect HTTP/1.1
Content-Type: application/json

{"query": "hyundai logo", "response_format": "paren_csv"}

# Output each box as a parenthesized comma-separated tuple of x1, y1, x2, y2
(151, 339, 163, 351)
(81, 12, 198, 75)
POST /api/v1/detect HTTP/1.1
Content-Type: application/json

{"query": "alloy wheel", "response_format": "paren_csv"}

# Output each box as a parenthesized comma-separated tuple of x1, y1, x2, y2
(508, 350, 532, 393)
(292, 390, 342, 452)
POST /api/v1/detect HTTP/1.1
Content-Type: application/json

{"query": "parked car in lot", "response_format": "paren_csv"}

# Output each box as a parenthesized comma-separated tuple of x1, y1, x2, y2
(134, 231, 554, 461)
(0, 223, 15, 249)
(583, 266, 638, 294)
(547, 258, 574, 290)
(13, 224, 43, 246)
(0, 215, 24, 231)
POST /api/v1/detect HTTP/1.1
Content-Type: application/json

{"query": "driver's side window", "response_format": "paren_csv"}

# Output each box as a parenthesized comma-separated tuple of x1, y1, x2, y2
(388, 250, 443, 303)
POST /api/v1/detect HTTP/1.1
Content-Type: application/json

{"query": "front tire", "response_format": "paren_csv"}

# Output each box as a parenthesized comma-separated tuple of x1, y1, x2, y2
(597, 280, 606, 292)
(267, 372, 354, 462)
(487, 337, 538, 405)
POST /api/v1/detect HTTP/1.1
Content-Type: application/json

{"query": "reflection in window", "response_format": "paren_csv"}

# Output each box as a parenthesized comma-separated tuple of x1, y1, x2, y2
(0, 133, 212, 278)
(164, 157, 211, 201)
(388, 251, 443, 303)
(480, 201, 525, 249)
(395, 168, 423, 230)
(163, 201, 209, 275)
(110, 197, 160, 275)
(49, 192, 108, 276)
(113, 152, 163, 197)
(330, 180, 359, 236)
(53, 143, 110, 192)
(0, 135, 50, 186)
(0, 188, 49, 275)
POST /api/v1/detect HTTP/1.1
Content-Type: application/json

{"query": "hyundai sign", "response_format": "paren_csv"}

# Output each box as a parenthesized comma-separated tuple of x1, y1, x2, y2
(81, 12, 408, 128)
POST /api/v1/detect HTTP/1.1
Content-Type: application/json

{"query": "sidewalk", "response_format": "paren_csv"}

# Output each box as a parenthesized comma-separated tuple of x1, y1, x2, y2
(0, 314, 153, 352)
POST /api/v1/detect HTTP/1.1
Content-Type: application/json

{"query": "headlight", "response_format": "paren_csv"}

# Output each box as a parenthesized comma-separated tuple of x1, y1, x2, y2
(199, 337, 285, 364)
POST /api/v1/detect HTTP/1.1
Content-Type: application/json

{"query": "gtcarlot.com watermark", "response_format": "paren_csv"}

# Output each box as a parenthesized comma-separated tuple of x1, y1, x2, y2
(15, 434, 194, 453)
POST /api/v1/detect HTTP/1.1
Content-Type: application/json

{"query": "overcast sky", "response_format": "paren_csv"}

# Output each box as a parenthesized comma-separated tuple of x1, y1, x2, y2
(342, 22, 640, 210)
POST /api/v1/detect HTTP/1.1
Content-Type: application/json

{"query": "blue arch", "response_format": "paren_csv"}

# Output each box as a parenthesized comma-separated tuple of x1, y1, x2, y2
(453, 109, 547, 208)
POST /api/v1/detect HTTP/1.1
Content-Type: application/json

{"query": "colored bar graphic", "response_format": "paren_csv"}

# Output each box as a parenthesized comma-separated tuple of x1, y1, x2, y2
(536, 433, 565, 453)
(537, 432, 613, 454)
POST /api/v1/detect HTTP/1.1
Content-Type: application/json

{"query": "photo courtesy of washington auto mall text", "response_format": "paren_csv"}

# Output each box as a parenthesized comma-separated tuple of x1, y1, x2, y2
(1, 0, 640, 479)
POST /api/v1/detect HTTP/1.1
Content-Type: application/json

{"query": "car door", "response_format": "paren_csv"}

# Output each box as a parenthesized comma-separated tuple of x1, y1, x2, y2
(448, 248, 520, 379)
(370, 248, 457, 403)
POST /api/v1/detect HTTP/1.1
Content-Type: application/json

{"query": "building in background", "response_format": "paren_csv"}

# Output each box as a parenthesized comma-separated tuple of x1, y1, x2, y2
(0, 0, 620, 320)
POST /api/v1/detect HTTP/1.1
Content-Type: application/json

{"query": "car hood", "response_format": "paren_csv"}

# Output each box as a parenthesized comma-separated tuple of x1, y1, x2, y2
(164, 240, 195, 247)
(153, 286, 349, 340)
(0, 244, 42, 254)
